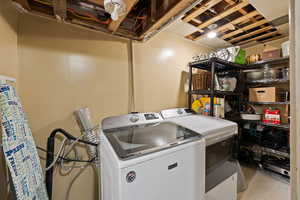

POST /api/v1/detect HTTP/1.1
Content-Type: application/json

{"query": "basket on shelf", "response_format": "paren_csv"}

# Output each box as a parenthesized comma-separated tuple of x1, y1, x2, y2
(192, 71, 211, 90)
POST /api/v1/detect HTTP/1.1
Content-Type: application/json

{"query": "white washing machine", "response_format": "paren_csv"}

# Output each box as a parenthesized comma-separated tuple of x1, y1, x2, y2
(99, 112, 206, 200)
(161, 108, 240, 200)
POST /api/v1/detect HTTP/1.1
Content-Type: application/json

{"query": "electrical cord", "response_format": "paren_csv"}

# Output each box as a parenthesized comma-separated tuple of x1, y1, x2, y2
(60, 135, 86, 174)
(43, 131, 98, 172)
(45, 138, 68, 171)
(37, 146, 96, 163)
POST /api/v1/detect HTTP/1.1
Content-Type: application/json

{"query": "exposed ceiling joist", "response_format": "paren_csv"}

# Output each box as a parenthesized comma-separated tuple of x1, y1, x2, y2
(222, 19, 268, 39)
(140, 0, 196, 39)
(14, 0, 30, 10)
(151, 0, 157, 22)
(53, 0, 67, 19)
(180, 0, 286, 47)
(223, 0, 246, 15)
(236, 30, 278, 45)
(197, 0, 249, 30)
(192, 18, 203, 24)
(86, 0, 104, 6)
(108, 0, 140, 32)
(257, 35, 286, 44)
(229, 25, 273, 43)
(194, 10, 260, 40)
(182, 0, 223, 22)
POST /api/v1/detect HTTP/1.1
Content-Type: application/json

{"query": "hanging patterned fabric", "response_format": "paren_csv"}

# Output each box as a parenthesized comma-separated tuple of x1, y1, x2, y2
(0, 84, 48, 200)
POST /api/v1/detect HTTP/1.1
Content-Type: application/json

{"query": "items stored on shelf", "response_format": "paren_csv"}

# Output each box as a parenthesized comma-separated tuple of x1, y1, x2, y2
(263, 109, 281, 125)
(249, 87, 289, 103)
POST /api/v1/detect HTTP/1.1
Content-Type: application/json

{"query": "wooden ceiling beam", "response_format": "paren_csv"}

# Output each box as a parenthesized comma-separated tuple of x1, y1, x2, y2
(197, 0, 249, 30)
(256, 35, 285, 44)
(108, 0, 140, 32)
(151, 0, 157, 22)
(140, 0, 196, 39)
(217, 11, 260, 32)
(235, 30, 278, 45)
(182, 0, 223, 23)
(191, 10, 259, 40)
(229, 25, 273, 43)
(221, 18, 268, 39)
(223, 0, 256, 22)
(13, 0, 31, 10)
(86, 0, 104, 6)
(53, 0, 67, 19)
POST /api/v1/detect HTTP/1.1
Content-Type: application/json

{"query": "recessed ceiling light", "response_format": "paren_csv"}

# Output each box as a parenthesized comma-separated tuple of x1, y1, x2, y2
(207, 31, 217, 39)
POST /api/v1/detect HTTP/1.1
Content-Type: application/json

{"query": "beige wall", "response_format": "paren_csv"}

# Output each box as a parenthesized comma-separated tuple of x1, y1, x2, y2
(245, 37, 289, 56)
(134, 32, 212, 112)
(0, 0, 18, 199)
(0, 0, 18, 79)
(17, 14, 211, 200)
(18, 14, 129, 200)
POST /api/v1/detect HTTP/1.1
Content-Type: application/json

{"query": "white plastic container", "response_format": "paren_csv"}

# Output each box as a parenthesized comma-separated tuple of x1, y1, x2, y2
(282, 41, 290, 57)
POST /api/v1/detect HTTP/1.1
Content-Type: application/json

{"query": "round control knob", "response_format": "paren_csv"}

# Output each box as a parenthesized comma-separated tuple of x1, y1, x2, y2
(130, 115, 139, 123)
(126, 171, 136, 183)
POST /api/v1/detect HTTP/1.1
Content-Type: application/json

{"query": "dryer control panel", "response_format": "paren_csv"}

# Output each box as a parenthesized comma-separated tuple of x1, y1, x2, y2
(102, 112, 163, 130)
(160, 108, 194, 119)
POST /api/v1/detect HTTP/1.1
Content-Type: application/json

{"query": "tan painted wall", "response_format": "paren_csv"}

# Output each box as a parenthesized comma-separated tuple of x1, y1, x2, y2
(134, 32, 212, 112)
(245, 37, 289, 56)
(0, 1, 18, 199)
(0, 0, 18, 79)
(17, 14, 211, 200)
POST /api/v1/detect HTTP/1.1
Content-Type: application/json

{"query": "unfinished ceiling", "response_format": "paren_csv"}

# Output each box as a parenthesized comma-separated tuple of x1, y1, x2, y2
(11, 0, 200, 41)
(180, 0, 289, 48)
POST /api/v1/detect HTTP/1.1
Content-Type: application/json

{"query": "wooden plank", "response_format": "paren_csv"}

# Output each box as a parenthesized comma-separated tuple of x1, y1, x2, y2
(223, 0, 256, 22)
(151, 0, 157, 22)
(53, 0, 67, 19)
(197, 0, 249, 30)
(192, 10, 259, 40)
(236, 30, 278, 45)
(108, 0, 140, 32)
(182, 0, 223, 22)
(192, 18, 203, 24)
(140, 0, 196, 39)
(229, 25, 273, 43)
(221, 19, 268, 39)
(13, 0, 31, 10)
(86, 0, 104, 6)
(255, 34, 285, 43)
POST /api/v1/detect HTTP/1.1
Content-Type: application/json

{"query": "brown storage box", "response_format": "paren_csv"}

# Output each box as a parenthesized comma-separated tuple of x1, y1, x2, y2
(261, 49, 281, 61)
(192, 71, 211, 90)
(249, 87, 277, 102)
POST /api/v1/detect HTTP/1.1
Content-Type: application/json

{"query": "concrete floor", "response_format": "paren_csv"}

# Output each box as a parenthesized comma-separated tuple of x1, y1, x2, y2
(238, 166, 290, 200)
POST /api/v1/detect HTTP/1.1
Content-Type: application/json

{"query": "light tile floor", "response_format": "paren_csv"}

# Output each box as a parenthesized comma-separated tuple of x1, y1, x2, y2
(238, 165, 290, 200)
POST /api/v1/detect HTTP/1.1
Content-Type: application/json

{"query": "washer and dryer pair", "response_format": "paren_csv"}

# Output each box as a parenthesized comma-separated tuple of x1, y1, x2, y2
(99, 108, 239, 200)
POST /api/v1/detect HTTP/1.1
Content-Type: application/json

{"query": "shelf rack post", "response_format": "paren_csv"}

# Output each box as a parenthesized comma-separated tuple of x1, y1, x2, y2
(210, 61, 216, 116)
(188, 64, 193, 108)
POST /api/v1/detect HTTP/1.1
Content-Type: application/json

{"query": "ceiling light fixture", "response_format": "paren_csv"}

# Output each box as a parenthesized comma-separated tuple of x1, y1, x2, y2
(207, 31, 217, 39)
(104, 0, 127, 21)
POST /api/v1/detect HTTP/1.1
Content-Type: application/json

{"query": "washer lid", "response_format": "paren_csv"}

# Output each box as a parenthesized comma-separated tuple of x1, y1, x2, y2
(104, 121, 201, 159)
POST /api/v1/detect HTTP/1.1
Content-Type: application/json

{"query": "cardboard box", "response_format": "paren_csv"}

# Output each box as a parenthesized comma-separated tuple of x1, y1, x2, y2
(261, 49, 281, 61)
(249, 87, 277, 102)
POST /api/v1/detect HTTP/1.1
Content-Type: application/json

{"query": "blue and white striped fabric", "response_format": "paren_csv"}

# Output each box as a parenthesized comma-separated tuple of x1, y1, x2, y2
(0, 84, 48, 200)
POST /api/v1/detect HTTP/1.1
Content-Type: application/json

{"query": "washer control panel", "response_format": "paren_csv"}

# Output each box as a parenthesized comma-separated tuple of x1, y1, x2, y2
(102, 112, 163, 130)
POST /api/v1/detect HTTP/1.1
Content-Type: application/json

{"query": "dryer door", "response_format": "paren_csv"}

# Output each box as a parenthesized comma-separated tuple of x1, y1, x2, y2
(205, 137, 236, 192)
